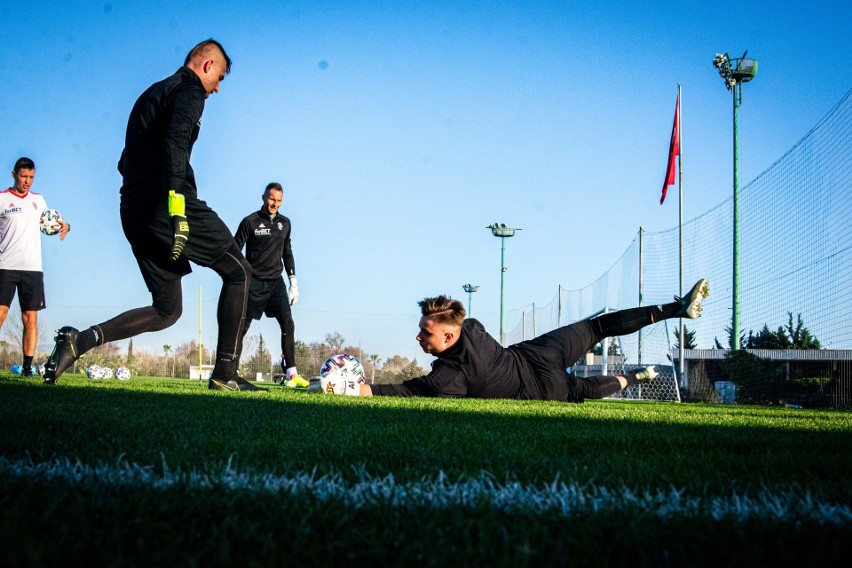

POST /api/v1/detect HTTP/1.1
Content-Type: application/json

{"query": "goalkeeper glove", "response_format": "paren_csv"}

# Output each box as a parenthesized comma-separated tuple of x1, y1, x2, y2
(288, 275, 299, 305)
(168, 190, 189, 261)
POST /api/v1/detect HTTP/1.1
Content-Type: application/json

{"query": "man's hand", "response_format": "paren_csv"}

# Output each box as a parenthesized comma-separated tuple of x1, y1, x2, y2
(288, 275, 299, 305)
(58, 221, 71, 241)
(168, 190, 189, 261)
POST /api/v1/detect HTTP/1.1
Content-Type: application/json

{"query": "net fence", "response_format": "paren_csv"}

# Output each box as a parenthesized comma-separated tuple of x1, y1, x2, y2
(504, 89, 852, 403)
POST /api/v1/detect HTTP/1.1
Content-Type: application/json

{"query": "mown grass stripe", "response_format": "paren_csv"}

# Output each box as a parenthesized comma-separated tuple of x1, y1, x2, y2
(2, 455, 849, 525)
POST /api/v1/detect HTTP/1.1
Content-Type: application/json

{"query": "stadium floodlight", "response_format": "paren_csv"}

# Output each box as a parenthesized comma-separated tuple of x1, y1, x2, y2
(486, 223, 521, 344)
(462, 284, 479, 316)
(713, 50, 758, 350)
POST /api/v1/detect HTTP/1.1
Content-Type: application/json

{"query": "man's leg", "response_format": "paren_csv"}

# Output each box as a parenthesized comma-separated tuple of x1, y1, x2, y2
(207, 243, 266, 392)
(21, 310, 37, 375)
(268, 286, 297, 377)
(44, 280, 183, 383)
(574, 367, 659, 399)
(519, 279, 709, 372)
(589, 278, 709, 340)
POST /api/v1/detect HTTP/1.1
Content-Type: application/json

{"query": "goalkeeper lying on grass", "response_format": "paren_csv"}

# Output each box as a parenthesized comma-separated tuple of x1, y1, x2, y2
(322, 279, 709, 401)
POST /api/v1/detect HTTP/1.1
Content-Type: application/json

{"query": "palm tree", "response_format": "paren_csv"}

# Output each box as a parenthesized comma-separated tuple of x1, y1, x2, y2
(369, 354, 380, 384)
(163, 344, 173, 377)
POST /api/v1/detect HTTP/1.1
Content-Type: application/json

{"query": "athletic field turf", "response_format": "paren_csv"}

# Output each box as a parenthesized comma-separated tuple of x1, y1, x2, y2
(1, 373, 849, 566)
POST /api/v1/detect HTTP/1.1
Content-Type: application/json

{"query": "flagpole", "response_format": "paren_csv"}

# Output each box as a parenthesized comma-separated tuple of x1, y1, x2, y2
(677, 84, 685, 389)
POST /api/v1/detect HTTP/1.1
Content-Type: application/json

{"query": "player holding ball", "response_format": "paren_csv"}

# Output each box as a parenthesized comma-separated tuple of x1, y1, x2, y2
(0, 157, 70, 377)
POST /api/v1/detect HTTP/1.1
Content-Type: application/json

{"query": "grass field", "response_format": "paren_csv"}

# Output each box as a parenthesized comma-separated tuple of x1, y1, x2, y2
(1, 372, 850, 566)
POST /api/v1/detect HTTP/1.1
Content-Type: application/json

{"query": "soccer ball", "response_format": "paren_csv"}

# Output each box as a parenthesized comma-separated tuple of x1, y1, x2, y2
(320, 353, 365, 382)
(318, 353, 365, 395)
(86, 364, 102, 379)
(115, 366, 131, 381)
(39, 209, 63, 236)
(100, 366, 113, 380)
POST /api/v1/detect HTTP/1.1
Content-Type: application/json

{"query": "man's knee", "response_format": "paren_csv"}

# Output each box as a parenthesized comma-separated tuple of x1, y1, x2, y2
(213, 245, 251, 284)
(152, 289, 182, 328)
(21, 310, 37, 329)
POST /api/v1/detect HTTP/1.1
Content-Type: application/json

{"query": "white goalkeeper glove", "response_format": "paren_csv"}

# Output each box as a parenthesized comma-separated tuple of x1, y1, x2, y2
(288, 275, 299, 306)
(319, 369, 362, 396)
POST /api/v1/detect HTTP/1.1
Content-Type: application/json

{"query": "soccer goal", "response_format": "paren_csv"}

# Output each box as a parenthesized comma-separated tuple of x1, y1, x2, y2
(569, 308, 682, 403)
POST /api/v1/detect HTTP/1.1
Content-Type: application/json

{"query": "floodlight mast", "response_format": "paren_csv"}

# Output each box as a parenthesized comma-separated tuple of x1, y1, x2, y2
(462, 283, 480, 316)
(486, 223, 521, 344)
(712, 51, 758, 350)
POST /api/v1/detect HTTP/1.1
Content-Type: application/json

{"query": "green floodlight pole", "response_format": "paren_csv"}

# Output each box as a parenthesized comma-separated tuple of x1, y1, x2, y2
(462, 284, 480, 316)
(713, 51, 757, 351)
(487, 223, 521, 344)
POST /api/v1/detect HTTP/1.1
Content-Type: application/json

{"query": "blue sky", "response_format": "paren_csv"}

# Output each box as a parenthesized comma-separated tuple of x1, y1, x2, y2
(1, 1, 849, 364)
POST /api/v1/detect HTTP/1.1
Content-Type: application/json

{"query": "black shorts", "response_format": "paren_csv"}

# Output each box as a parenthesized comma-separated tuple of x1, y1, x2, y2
(511, 320, 598, 402)
(120, 192, 235, 293)
(0, 270, 46, 311)
(246, 277, 291, 320)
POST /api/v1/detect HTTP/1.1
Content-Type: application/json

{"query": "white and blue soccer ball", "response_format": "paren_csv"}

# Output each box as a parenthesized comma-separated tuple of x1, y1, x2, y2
(320, 353, 366, 383)
(318, 354, 366, 396)
(86, 364, 102, 379)
(39, 209, 63, 236)
(114, 366, 131, 381)
(99, 366, 113, 380)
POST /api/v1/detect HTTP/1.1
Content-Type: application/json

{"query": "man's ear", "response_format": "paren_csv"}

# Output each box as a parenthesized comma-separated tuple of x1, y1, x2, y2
(202, 59, 215, 74)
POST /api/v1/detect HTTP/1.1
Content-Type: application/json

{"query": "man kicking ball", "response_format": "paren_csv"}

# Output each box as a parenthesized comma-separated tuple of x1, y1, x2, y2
(324, 279, 709, 401)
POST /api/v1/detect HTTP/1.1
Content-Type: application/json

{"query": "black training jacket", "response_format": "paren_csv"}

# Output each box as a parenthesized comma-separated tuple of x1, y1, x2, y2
(234, 208, 295, 280)
(118, 66, 206, 199)
(371, 319, 543, 399)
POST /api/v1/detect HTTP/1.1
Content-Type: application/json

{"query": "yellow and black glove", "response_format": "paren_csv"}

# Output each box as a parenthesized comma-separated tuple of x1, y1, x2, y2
(168, 190, 189, 261)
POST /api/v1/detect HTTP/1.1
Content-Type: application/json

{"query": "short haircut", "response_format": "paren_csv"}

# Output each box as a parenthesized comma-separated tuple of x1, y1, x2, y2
(14, 157, 35, 173)
(184, 38, 232, 74)
(265, 182, 283, 194)
(419, 296, 466, 327)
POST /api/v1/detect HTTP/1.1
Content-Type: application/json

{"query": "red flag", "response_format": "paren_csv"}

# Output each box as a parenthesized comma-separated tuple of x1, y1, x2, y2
(660, 94, 680, 204)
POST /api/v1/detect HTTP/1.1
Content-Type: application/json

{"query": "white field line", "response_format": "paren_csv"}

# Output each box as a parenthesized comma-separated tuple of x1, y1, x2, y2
(1, 455, 850, 525)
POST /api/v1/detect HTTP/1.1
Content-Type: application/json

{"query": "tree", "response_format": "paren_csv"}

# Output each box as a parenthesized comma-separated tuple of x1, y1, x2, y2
(324, 332, 345, 353)
(746, 324, 788, 349)
(745, 313, 821, 350)
(369, 354, 380, 384)
(163, 344, 173, 377)
(243, 333, 272, 376)
(592, 340, 620, 356)
(127, 338, 134, 365)
(672, 326, 697, 350)
(714, 325, 745, 350)
(783, 312, 821, 349)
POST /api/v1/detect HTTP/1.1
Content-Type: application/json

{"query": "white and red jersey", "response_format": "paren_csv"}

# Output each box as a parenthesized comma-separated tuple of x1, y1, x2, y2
(0, 188, 49, 272)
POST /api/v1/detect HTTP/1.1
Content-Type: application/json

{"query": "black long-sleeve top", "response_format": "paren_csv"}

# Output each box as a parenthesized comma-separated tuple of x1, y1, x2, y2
(118, 66, 206, 199)
(371, 319, 544, 399)
(234, 208, 295, 280)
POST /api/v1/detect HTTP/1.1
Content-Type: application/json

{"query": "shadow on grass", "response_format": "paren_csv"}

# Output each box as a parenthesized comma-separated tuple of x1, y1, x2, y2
(1, 374, 850, 498)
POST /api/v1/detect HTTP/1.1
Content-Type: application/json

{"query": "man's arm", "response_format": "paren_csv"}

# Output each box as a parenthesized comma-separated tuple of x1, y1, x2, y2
(368, 365, 467, 398)
(162, 84, 204, 195)
(282, 224, 296, 278)
(233, 216, 251, 250)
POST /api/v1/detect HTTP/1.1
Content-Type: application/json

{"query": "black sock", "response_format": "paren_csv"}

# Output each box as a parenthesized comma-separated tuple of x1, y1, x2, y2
(76, 327, 102, 354)
(22, 355, 33, 372)
(211, 358, 237, 378)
